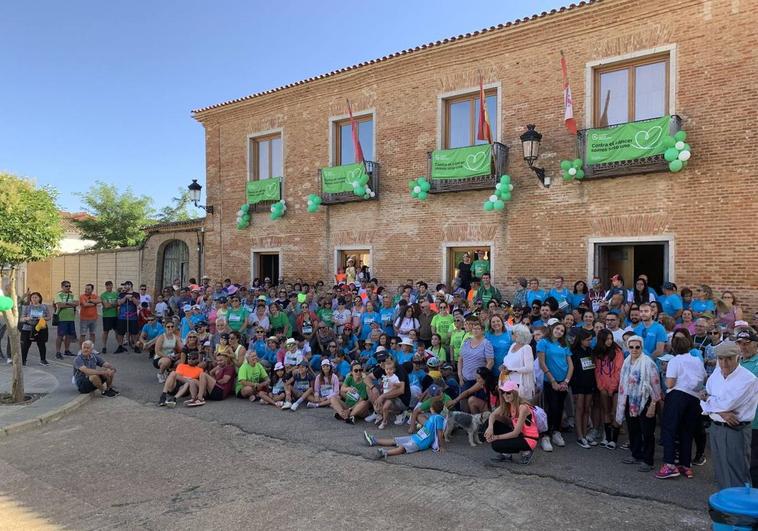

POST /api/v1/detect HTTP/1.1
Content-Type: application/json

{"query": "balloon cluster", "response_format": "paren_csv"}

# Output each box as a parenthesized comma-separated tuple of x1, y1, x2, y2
(0, 296, 14, 311)
(663, 130, 691, 173)
(350, 171, 375, 199)
(483, 175, 513, 211)
(408, 176, 431, 201)
(270, 200, 287, 220)
(235, 204, 250, 230)
(306, 194, 322, 213)
(560, 159, 585, 181)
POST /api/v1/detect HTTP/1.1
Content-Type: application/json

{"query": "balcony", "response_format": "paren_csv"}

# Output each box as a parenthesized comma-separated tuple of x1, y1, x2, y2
(246, 177, 282, 213)
(319, 161, 380, 205)
(426, 142, 509, 193)
(577, 115, 683, 179)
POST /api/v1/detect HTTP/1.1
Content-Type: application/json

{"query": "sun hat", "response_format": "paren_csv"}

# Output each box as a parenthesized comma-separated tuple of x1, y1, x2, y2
(285, 338, 296, 345)
(274, 362, 285, 371)
(400, 338, 414, 347)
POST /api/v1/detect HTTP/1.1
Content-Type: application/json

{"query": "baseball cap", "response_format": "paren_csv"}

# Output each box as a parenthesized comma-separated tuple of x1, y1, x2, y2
(662, 281, 677, 291)
(736, 329, 758, 343)
(274, 362, 285, 371)
(591, 278, 601, 287)
(427, 384, 442, 397)
(267, 336, 278, 343)
(546, 318, 560, 326)
(321, 358, 332, 367)
(257, 295, 267, 301)
(412, 353, 424, 362)
(285, 338, 296, 345)
(183, 304, 192, 312)
(715, 342, 740, 358)
(375, 346, 387, 353)
(426, 357, 441, 368)
(499, 380, 519, 393)
(376, 352, 389, 362)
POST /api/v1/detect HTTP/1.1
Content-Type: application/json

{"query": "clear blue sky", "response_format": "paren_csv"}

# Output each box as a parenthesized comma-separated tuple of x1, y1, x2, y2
(0, 0, 569, 213)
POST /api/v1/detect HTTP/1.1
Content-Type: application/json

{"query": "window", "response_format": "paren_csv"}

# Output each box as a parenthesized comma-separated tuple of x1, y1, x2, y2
(334, 115, 373, 165)
(444, 91, 497, 149)
(594, 54, 669, 127)
(249, 134, 282, 180)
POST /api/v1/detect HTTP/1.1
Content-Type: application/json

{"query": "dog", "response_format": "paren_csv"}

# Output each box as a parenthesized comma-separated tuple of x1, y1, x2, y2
(443, 410, 491, 446)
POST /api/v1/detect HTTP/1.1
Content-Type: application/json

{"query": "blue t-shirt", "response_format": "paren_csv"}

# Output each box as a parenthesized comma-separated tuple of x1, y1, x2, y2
(526, 289, 547, 307)
(632, 322, 668, 358)
(409, 369, 426, 388)
(309, 354, 323, 373)
(548, 288, 571, 308)
(249, 339, 267, 358)
(379, 308, 396, 337)
(536, 338, 571, 381)
(335, 359, 350, 379)
(262, 346, 278, 365)
(359, 312, 380, 340)
(395, 349, 414, 366)
(141, 322, 164, 341)
(690, 299, 716, 315)
(411, 413, 446, 450)
(341, 335, 357, 357)
(485, 331, 513, 368)
(658, 294, 683, 317)
(570, 292, 587, 310)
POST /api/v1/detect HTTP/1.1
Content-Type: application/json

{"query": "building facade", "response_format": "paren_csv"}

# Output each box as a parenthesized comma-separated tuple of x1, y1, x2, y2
(192, 0, 757, 309)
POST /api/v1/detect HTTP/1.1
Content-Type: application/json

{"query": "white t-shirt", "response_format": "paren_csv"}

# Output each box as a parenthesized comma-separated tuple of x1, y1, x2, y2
(609, 328, 625, 348)
(284, 348, 304, 367)
(666, 354, 706, 398)
(154, 301, 168, 317)
(382, 374, 400, 394)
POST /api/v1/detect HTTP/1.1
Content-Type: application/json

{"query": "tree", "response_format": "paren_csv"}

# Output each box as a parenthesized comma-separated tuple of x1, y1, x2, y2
(0, 173, 62, 402)
(76, 182, 155, 248)
(155, 188, 202, 223)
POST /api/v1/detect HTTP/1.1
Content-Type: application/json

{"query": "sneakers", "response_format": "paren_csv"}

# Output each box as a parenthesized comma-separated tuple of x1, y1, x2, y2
(551, 432, 565, 447)
(157, 373, 166, 384)
(110, 387, 120, 395)
(101, 388, 118, 398)
(281, 401, 292, 410)
(306, 401, 319, 408)
(290, 401, 301, 411)
(540, 436, 553, 452)
(394, 411, 409, 425)
(133, 346, 141, 354)
(55, 352, 63, 360)
(364, 430, 376, 446)
(158, 393, 167, 407)
(345, 416, 355, 425)
(185, 399, 203, 407)
(165, 396, 176, 408)
(275, 401, 284, 407)
(40, 360, 49, 366)
(638, 463, 654, 472)
(365, 413, 378, 423)
(576, 437, 591, 449)
(678, 466, 694, 478)
(5, 358, 12, 364)
(605, 441, 617, 450)
(520, 450, 535, 465)
(64, 351, 75, 357)
(491, 453, 513, 463)
(692, 454, 707, 466)
(619, 441, 630, 450)
(376, 448, 388, 461)
(655, 464, 681, 479)
(378, 422, 387, 430)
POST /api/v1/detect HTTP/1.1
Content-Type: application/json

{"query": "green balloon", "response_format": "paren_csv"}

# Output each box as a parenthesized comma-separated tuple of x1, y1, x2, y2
(494, 200, 505, 210)
(419, 180, 431, 192)
(573, 159, 582, 169)
(354, 185, 366, 196)
(500, 174, 511, 184)
(0, 296, 13, 311)
(314, 196, 322, 205)
(575, 169, 585, 180)
(563, 172, 572, 181)
(560, 160, 571, 171)
(674, 131, 687, 142)
(417, 191, 428, 200)
(483, 201, 494, 211)
(662, 136, 675, 148)
(408, 180, 416, 190)
(241, 204, 250, 213)
(307, 205, 318, 213)
(417, 176, 427, 184)
(411, 190, 419, 198)
(664, 148, 679, 162)
(363, 194, 370, 200)
(359, 174, 369, 186)
(669, 159, 683, 172)
(500, 192, 512, 201)
(682, 143, 691, 152)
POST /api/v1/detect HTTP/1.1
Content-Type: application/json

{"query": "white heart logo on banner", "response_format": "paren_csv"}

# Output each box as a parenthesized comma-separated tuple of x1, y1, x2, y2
(463, 150, 487, 171)
(632, 125, 663, 150)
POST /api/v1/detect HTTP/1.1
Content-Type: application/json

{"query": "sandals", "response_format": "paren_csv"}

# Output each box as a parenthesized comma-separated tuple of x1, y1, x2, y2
(185, 398, 205, 407)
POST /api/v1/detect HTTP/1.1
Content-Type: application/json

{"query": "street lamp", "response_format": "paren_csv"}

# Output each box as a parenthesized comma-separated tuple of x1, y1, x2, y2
(519, 124, 551, 188)
(188, 179, 214, 214)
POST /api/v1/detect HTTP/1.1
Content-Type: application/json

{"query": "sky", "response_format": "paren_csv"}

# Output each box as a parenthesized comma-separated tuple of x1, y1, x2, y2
(0, 0, 570, 213)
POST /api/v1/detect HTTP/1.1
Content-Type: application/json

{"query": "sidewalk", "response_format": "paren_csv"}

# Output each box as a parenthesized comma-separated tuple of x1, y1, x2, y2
(0, 360, 90, 437)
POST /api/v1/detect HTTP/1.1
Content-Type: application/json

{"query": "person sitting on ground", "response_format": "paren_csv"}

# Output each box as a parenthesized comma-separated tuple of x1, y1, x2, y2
(370, 357, 407, 430)
(282, 337, 304, 368)
(73, 340, 118, 397)
(408, 384, 452, 434)
(192, 352, 236, 406)
(158, 351, 204, 407)
(258, 362, 290, 407)
(310, 359, 341, 408)
(364, 398, 446, 460)
(446, 366, 495, 414)
(236, 350, 270, 401)
(136, 315, 164, 358)
(282, 360, 315, 411)
(485, 380, 538, 465)
(153, 321, 182, 384)
(331, 361, 371, 424)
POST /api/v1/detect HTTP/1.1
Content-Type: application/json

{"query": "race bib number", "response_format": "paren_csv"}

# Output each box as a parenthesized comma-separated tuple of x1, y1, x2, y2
(295, 380, 310, 392)
(346, 390, 360, 402)
(302, 323, 313, 334)
(580, 357, 595, 370)
(416, 427, 429, 439)
(319, 385, 333, 398)
(228, 314, 241, 322)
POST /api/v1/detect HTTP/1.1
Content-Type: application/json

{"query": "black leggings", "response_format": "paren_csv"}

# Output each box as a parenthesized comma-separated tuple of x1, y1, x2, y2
(21, 329, 48, 363)
(543, 383, 568, 434)
(491, 419, 533, 454)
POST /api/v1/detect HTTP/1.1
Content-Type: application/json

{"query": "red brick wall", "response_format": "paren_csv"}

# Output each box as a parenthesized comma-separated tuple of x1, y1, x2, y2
(195, 0, 758, 312)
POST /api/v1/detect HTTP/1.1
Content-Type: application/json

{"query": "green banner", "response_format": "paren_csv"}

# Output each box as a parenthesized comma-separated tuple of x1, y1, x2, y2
(321, 163, 367, 194)
(431, 144, 492, 179)
(246, 177, 281, 204)
(585, 116, 672, 165)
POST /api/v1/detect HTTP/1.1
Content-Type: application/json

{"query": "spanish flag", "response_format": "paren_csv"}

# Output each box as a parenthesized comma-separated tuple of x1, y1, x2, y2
(346, 99, 365, 164)
(477, 75, 492, 144)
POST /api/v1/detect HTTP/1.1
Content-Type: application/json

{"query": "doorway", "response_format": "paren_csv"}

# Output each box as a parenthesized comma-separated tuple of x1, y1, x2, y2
(336, 249, 371, 282)
(446, 246, 492, 288)
(595, 242, 667, 291)
(252, 250, 282, 284)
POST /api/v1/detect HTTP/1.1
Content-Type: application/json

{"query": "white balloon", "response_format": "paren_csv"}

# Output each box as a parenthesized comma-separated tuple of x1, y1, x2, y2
(508, 184, 514, 191)
(489, 194, 498, 202)
(307, 200, 313, 206)
(413, 186, 421, 194)
(678, 150, 691, 161)
(675, 141, 685, 150)
(370, 191, 375, 197)
(568, 168, 577, 176)
(495, 183, 502, 190)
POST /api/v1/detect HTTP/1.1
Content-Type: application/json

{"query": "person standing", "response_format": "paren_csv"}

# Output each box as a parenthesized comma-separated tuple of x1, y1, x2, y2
(700, 341, 758, 489)
(54, 280, 78, 359)
(632, 303, 667, 359)
(457, 253, 473, 292)
(20, 292, 50, 365)
(736, 329, 758, 486)
(475, 273, 502, 307)
(100, 281, 119, 353)
(78, 284, 100, 347)
(116, 281, 140, 353)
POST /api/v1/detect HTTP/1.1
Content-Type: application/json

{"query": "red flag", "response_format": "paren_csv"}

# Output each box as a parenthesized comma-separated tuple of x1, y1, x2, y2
(477, 76, 492, 143)
(560, 51, 577, 135)
(346, 99, 365, 163)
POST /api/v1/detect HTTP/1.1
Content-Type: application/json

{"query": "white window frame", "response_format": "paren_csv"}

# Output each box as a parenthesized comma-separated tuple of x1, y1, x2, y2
(250, 247, 283, 283)
(441, 241, 496, 287)
(584, 44, 677, 129)
(333, 245, 374, 276)
(246, 127, 285, 182)
(436, 82, 502, 150)
(587, 235, 676, 283)
(327, 109, 376, 167)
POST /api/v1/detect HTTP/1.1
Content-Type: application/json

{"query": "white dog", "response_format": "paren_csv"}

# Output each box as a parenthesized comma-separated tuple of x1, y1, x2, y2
(443, 410, 491, 446)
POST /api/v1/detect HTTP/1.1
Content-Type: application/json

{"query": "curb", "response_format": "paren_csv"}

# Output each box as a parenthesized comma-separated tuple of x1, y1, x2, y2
(0, 393, 91, 438)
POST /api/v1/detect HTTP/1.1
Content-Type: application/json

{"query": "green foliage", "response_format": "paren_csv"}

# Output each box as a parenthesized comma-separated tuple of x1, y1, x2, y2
(76, 182, 155, 248)
(0, 172, 62, 266)
(156, 188, 202, 223)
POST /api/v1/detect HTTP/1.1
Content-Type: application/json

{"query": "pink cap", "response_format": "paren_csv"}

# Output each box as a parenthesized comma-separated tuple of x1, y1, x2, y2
(499, 380, 519, 393)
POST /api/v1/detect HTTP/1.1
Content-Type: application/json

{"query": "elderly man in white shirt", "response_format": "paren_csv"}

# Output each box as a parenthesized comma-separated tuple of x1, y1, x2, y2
(700, 342, 758, 490)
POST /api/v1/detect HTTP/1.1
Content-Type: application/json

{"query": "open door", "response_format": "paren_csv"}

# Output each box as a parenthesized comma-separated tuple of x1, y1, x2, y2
(446, 246, 491, 287)
(596, 242, 666, 291)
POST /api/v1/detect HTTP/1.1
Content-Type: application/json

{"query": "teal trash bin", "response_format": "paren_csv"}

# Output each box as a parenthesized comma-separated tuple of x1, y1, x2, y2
(709, 484, 758, 530)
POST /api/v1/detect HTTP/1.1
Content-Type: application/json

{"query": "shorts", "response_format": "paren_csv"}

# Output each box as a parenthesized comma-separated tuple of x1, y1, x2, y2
(57, 321, 77, 338)
(153, 357, 176, 370)
(116, 319, 139, 336)
(207, 386, 225, 401)
(393, 436, 421, 453)
(102, 317, 118, 332)
(571, 383, 597, 395)
(75, 375, 97, 394)
(462, 379, 488, 402)
(80, 319, 97, 335)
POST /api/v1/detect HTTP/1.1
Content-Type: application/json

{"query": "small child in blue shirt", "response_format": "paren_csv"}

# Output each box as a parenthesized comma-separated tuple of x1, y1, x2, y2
(364, 399, 446, 459)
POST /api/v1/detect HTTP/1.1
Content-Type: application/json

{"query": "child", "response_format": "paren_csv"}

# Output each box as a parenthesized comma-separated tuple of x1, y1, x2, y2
(364, 398, 446, 460)
(258, 362, 290, 407)
(154, 295, 169, 319)
(407, 384, 452, 434)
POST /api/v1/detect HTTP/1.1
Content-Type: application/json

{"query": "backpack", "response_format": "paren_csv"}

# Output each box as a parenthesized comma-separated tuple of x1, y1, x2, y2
(531, 405, 549, 434)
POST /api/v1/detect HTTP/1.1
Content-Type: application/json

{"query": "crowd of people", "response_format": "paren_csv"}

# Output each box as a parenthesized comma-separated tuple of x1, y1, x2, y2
(10, 257, 758, 490)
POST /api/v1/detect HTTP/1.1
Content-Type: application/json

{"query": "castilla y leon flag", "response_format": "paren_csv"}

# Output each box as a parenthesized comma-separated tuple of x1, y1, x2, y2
(560, 51, 577, 135)
(346, 99, 365, 164)
(477, 75, 492, 144)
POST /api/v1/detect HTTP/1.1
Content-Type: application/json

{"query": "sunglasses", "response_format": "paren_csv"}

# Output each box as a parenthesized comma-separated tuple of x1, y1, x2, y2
(353, 368, 363, 373)
(165, 325, 174, 329)
(256, 330, 265, 333)
(708, 331, 721, 335)
(628, 345, 641, 350)
(63, 284, 71, 288)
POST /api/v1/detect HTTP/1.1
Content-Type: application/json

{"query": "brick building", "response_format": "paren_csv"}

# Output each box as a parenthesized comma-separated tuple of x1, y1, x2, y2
(191, 0, 757, 310)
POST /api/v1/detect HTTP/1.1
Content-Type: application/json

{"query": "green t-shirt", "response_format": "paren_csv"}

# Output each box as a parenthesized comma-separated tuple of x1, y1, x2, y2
(54, 291, 76, 322)
(476, 286, 501, 306)
(448, 327, 470, 362)
(471, 260, 490, 279)
(269, 312, 291, 337)
(419, 393, 452, 412)
(235, 362, 269, 394)
(317, 307, 334, 327)
(101, 291, 118, 318)
(226, 308, 249, 332)
(343, 373, 368, 407)
(431, 313, 454, 345)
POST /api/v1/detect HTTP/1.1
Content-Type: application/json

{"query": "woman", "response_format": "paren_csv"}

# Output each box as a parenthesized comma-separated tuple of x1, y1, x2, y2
(257, 362, 290, 407)
(571, 280, 590, 311)
(316, 298, 334, 332)
(457, 253, 473, 292)
(311, 359, 341, 408)
(296, 302, 319, 340)
(154, 322, 183, 383)
(484, 380, 538, 465)
(180, 332, 200, 364)
(633, 278, 655, 306)
(247, 300, 270, 335)
(446, 366, 496, 414)
(351, 297, 364, 330)
(229, 331, 246, 368)
(512, 277, 528, 310)
(358, 301, 380, 342)
(394, 305, 419, 342)
(656, 335, 707, 479)
(331, 361, 370, 423)
(570, 329, 596, 449)
(429, 333, 448, 362)
(226, 296, 248, 333)
(345, 258, 357, 284)
(19, 291, 50, 365)
(716, 290, 743, 332)
(579, 310, 595, 333)
(499, 324, 535, 401)
(593, 329, 623, 449)
(456, 319, 494, 411)
(616, 335, 662, 472)
(690, 284, 716, 318)
(537, 322, 573, 450)
(676, 309, 696, 335)
(268, 303, 291, 337)
(485, 314, 512, 368)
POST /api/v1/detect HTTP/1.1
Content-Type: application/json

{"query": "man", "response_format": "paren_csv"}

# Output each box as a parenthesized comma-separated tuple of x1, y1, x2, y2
(100, 281, 119, 354)
(379, 296, 396, 337)
(139, 284, 152, 307)
(201, 275, 211, 290)
(136, 315, 164, 356)
(54, 280, 78, 359)
(475, 273, 502, 307)
(624, 305, 641, 331)
(604, 311, 625, 347)
(692, 318, 712, 351)
(658, 282, 683, 320)
(116, 281, 140, 353)
(532, 304, 552, 328)
(548, 276, 571, 313)
(632, 303, 667, 359)
(236, 351, 270, 400)
(471, 252, 490, 280)
(416, 282, 433, 304)
(604, 274, 630, 307)
(78, 283, 99, 346)
(431, 301, 454, 347)
(73, 340, 118, 397)
(525, 278, 546, 307)
(417, 301, 435, 343)
(737, 328, 758, 486)
(700, 341, 758, 489)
